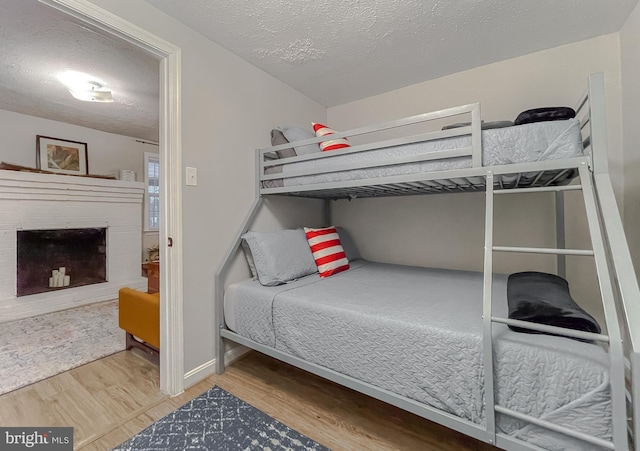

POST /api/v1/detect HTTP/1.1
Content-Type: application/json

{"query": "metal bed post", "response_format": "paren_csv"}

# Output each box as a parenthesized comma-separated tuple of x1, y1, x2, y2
(634, 352, 640, 451)
(555, 191, 566, 278)
(471, 104, 482, 167)
(482, 170, 496, 445)
(587, 72, 609, 175)
(214, 149, 264, 374)
(324, 198, 332, 226)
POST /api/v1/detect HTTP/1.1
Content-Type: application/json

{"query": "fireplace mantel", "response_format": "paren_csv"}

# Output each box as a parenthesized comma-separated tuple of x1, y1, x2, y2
(0, 169, 147, 322)
(0, 169, 144, 202)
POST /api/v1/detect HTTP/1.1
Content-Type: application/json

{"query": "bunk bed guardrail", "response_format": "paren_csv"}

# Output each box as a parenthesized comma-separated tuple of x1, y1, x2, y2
(214, 72, 640, 451)
(259, 102, 487, 197)
(262, 102, 483, 171)
(258, 120, 590, 200)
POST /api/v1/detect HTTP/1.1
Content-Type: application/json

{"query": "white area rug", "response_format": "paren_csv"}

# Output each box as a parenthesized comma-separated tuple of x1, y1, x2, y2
(0, 300, 124, 395)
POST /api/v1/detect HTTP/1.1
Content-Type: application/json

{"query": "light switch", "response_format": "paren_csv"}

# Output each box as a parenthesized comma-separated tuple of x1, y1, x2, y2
(186, 167, 197, 186)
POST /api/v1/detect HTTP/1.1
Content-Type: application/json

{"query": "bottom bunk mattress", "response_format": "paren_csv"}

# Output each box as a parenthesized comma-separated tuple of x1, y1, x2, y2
(224, 260, 611, 450)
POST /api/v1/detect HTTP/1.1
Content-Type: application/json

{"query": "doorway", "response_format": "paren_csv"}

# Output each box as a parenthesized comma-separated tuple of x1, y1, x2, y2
(40, 0, 184, 396)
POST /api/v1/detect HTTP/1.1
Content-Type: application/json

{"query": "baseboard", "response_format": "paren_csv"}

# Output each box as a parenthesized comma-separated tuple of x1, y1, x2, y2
(182, 344, 250, 390)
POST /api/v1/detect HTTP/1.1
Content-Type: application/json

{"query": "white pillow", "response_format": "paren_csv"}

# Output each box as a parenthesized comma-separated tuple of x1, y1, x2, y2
(241, 229, 318, 286)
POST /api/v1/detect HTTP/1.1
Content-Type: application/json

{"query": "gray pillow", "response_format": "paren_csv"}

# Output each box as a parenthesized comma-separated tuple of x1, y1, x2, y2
(441, 122, 471, 130)
(270, 129, 296, 159)
(281, 126, 321, 156)
(482, 120, 514, 130)
(241, 228, 318, 286)
(261, 165, 284, 188)
(336, 226, 361, 261)
(441, 120, 514, 130)
(241, 239, 258, 279)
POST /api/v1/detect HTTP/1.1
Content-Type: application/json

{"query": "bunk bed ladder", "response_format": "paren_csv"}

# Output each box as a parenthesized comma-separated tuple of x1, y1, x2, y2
(482, 164, 628, 450)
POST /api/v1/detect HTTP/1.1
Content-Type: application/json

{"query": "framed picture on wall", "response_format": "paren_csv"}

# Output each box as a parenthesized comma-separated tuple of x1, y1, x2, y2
(36, 135, 88, 175)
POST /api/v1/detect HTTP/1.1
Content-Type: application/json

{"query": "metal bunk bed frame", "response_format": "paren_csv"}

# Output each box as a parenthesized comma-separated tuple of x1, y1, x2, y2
(215, 72, 640, 450)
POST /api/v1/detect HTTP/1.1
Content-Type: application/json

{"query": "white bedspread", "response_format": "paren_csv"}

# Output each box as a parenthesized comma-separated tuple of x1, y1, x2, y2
(225, 260, 610, 450)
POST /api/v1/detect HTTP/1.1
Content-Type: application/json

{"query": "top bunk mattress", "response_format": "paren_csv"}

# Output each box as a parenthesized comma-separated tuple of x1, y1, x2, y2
(225, 260, 610, 450)
(263, 119, 584, 190)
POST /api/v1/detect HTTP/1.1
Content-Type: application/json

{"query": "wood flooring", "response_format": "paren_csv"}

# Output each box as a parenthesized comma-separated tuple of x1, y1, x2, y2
(0, 350, 497, 450)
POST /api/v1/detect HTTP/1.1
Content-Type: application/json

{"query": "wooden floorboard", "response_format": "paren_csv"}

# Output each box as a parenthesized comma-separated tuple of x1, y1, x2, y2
(0, 349, 164, 449)
(0, 350, 497, 450)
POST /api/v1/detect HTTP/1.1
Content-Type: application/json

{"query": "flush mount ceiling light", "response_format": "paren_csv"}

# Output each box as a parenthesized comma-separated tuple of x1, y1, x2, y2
(57, 71, 114, 103)
(68, 81, 114, 102)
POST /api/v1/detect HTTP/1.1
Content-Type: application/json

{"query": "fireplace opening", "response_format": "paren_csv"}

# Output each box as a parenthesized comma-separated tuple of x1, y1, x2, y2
(17, 228, 107, 297)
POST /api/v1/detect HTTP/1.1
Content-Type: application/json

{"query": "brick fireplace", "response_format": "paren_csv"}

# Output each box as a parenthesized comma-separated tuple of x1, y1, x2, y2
(0, 170, 147, 322)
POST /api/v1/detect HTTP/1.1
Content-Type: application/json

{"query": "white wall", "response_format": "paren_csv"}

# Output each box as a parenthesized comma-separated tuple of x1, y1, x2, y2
(87, 0, 326, 376)
(0, 108, 154, 179)
(327, 34, 623, 324)
(621, 1, 640, 279)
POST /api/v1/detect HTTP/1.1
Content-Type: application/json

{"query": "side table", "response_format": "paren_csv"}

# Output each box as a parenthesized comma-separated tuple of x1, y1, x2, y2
(141, 261, 159, 294)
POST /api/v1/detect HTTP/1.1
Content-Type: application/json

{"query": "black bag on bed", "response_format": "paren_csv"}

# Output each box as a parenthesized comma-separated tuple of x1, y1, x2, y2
(506, 271, 601, 339)
(514, 107, 576, 125)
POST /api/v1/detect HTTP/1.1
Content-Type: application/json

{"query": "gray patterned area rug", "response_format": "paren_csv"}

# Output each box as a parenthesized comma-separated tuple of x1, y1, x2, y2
(0, 300, 124, 395)
(113, 386, 330, 451)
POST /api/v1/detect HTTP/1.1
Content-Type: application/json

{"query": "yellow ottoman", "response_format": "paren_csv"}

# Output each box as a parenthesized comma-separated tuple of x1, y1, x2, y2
(118, 287, 160, 360)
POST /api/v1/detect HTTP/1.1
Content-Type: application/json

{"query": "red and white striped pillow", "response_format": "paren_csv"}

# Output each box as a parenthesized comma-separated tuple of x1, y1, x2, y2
(304, 226, 350, 277)
(312, 122, 350, 152)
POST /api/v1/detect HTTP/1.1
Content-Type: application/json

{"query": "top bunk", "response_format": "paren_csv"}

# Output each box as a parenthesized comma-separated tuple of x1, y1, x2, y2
(258, 74, 602, 200)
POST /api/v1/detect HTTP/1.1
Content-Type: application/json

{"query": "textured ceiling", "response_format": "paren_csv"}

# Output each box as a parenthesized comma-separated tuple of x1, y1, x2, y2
(0, 0, 159, 141)
(146, 0, 638, 106)
(0, 0, 637, 141)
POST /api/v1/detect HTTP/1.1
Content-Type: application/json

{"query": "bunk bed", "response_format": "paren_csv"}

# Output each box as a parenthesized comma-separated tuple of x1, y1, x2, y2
(215, 73, 640, 451)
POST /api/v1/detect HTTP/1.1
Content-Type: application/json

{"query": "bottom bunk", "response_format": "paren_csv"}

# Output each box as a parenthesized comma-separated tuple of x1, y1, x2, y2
(223, 257, 611, 451)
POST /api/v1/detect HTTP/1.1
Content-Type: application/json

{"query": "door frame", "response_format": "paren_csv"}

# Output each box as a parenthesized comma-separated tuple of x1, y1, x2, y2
(41, 0, 184, 395)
